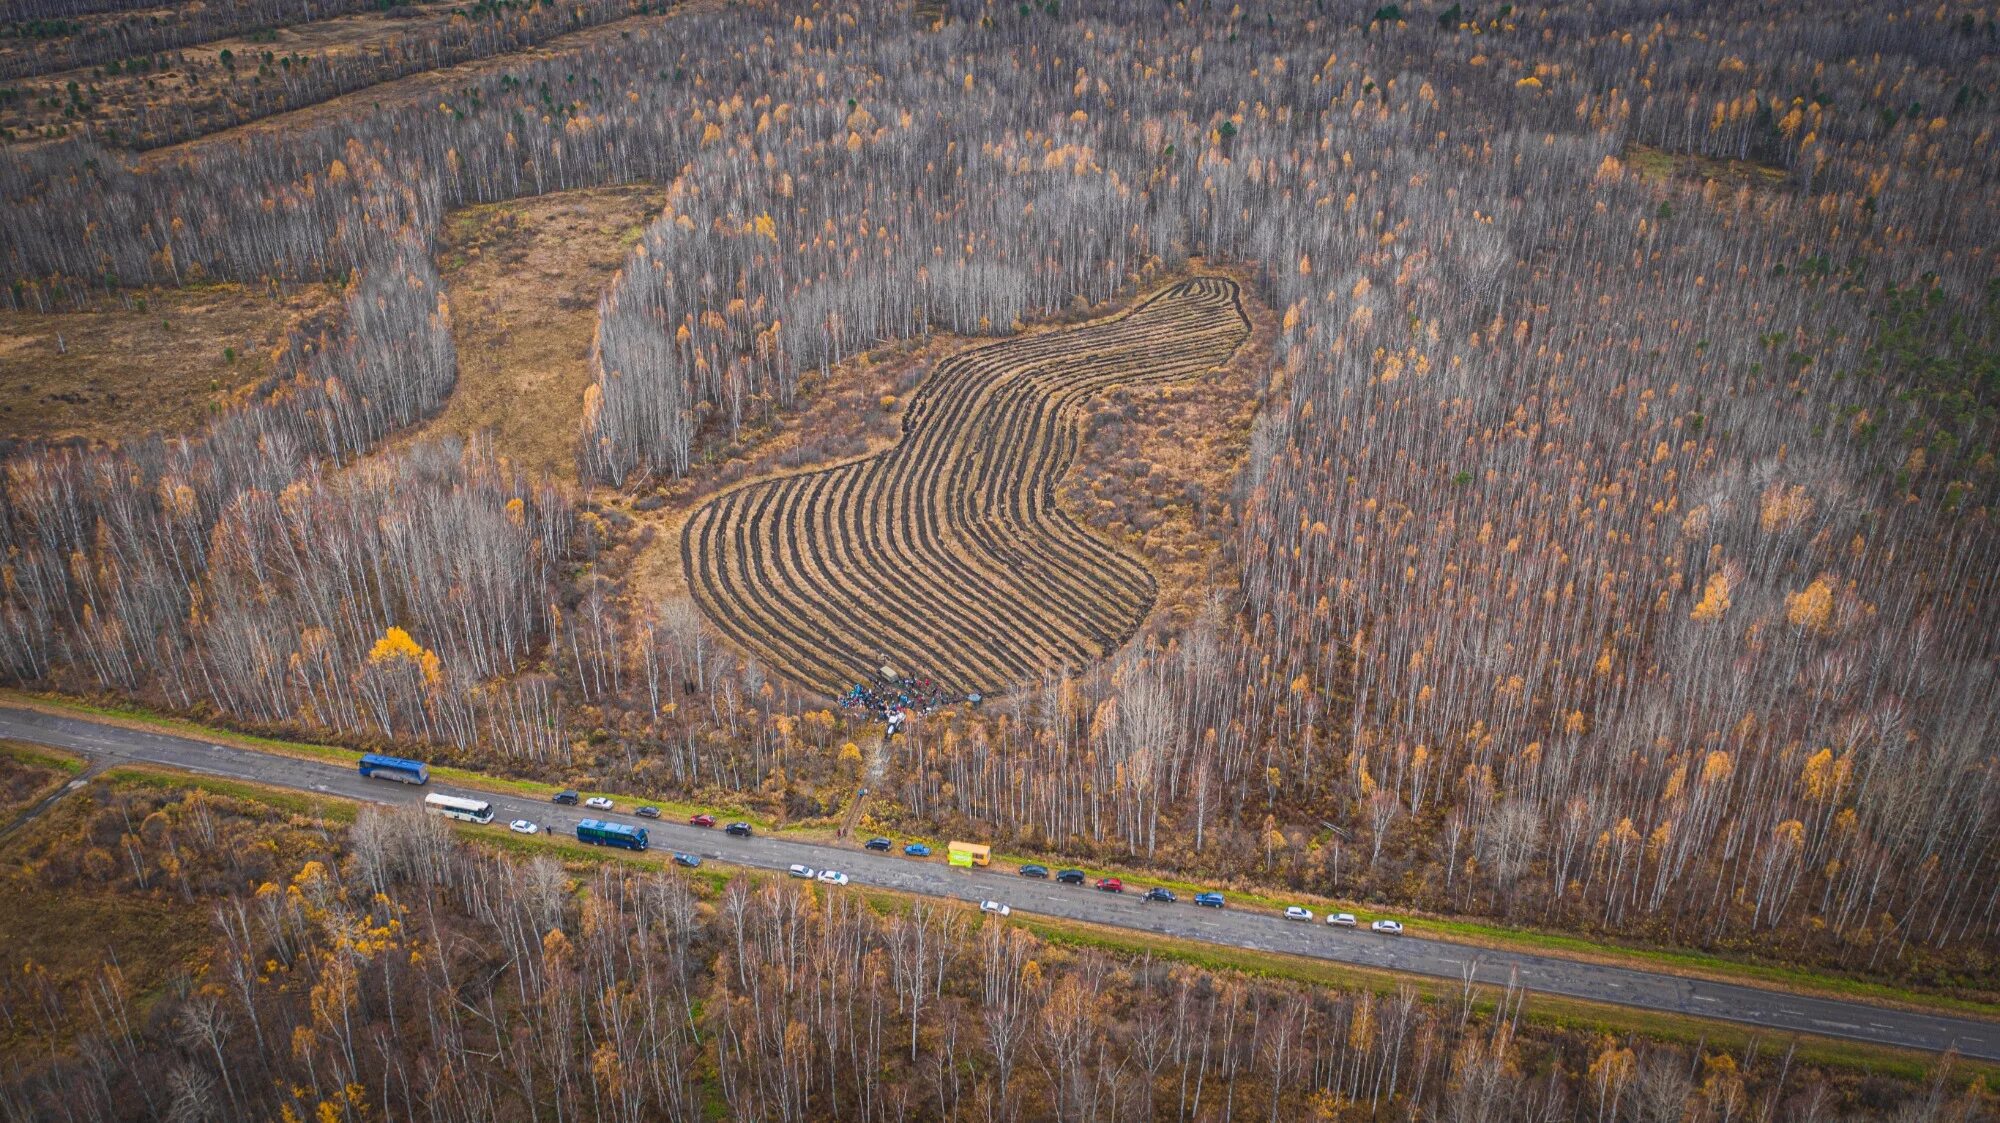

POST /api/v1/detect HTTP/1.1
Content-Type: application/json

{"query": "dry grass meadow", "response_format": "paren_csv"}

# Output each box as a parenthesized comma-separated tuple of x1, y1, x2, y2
(0, 281, 338, 445)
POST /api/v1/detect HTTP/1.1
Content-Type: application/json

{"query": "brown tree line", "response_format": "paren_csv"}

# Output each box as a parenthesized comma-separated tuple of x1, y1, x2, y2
(0, 0, 375, 83)
(5, 793, 1984, 1122)
(0, 225, 575, 761)
(9, 0, 656, 149)
(0, 0, 1993, 978)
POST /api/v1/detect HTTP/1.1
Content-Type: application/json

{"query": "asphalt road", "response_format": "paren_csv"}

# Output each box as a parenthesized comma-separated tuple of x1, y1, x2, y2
(4, 704, 1996, 1061)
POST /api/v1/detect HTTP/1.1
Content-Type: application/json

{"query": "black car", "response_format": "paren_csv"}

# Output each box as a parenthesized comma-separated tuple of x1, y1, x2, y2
(1054, 869, 1085, 885)
(1145, 887, 1177, 903)
(1018, 864, 1049, 879)
(635, 806, 661, 819)
(551, 789, 580, 805)
(864, 837, 893, 852)
(725, 821, 753, 837)
(672, 852, 702, 868)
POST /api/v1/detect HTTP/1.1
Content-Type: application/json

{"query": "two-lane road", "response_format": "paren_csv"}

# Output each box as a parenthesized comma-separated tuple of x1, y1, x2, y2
(3, 704, 1995, 1061)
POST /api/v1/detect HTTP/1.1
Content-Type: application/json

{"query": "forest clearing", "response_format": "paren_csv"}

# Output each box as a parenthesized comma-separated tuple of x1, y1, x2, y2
(394, 182, 665, 482)
(681, 276, 1253, 698)
(0, 280, 337, 442)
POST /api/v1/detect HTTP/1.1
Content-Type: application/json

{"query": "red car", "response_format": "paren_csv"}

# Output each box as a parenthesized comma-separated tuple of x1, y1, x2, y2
(689, 813, 716, 828)
(1095, 877, 1123, 893)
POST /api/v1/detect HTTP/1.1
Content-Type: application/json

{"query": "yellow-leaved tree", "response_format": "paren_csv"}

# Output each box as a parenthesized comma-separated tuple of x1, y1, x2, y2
(368, 626, 442, 687)
(1785, 577, 1834, 633)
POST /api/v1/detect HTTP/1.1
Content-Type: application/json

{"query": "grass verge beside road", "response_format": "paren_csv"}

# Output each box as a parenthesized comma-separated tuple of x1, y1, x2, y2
(72, 760, 1990, 1086)
(0, 689, 770, 827)
(1012, 915, 1984, 1086)
(877, 847, 2000, 1023)
(11, 688, 1993, 1024)
(0, 740, 87, 775)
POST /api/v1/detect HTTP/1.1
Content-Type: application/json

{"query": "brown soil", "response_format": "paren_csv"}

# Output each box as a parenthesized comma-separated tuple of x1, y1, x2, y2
(0, 280, 338, 445)
(618, 335, 948, 611)
(392, 182, 665, 483)
(612, 265, 1264, 695)
(614, 262, 1273, 668)
(1063, 260, 1276, 638)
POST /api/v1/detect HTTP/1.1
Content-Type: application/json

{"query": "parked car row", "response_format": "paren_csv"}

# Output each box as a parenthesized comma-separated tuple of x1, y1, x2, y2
(787, 864, 853, 886)
(1282, 906, 1403, 933)
(1011, 856, 1407, 933)
(539, 800, 1409, 934)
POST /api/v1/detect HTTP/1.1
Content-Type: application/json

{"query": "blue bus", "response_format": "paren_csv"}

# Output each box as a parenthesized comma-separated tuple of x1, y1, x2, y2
(358, 753, 430, 785)
(577, 819, 649, 851)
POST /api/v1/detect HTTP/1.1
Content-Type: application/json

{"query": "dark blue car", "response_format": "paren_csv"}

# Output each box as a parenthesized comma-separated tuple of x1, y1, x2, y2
(904, 842, 931, 857)
(1194, 892, 1225, 908)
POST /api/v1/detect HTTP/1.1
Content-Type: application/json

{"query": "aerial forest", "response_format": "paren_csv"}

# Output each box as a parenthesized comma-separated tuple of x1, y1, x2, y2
(0, 0, 1995, 1000)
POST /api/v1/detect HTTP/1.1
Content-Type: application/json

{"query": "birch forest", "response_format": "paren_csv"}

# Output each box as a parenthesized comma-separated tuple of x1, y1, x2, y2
(0, 0, 1996, 1020)
(4, 784, 1987, 1122)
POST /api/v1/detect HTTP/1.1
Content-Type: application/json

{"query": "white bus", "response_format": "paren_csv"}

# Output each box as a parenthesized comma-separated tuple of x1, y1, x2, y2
(423, 792, 495, 824)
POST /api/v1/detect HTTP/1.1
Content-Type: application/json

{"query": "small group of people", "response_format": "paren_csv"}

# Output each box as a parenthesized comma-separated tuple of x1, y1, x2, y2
(838, 671, 957, 731)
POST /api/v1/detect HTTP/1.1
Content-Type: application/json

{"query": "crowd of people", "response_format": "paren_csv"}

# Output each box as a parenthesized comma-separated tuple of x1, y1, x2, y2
(838, 672, 957, 729)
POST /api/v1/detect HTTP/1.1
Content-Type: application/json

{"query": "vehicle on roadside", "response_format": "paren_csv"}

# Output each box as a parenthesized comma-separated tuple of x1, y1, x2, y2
(1095, 877, 1123, 893)
(1144, 887, 1176, 903)
(979, 900, 1012, 917)
(1370, 919, 1405, 935)
(552, 789, 580, 805)
(1327, 912, 1357, 928)
(1018, 864, 1049, 879)
(635, 805, 660, 818)
(358, 753, 429, 785)
(725, 821, 753, 837)
(864, 836, 893, 851)
(1284, 906, 1314, 922)
(788, 864, 816, 879)
(1055, 869, 1086, 885)
(584, 796, 614, 811)
(673, 852, 701, 868)
(424, 793, 494, 824)
(690, 813, 717, 828)
(576, 819, 648, 851)
(903, 842, 932, 857)
(947, 840, 991, 867)
(507, 819, 539, 835)
(1193, 892, 1226, 908)
(817, 870, 850, 886)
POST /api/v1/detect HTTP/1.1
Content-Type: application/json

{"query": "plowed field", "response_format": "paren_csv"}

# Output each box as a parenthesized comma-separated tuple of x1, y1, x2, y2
(682, 276, 1252, 697)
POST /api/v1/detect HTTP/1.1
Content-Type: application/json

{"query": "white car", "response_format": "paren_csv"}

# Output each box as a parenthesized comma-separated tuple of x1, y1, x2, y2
(1327, 912, 1357, 928)
(583, 796, 614, 810)
(979, 900, 1012, 917)
(817, 870, 850, 886)
(1284, 906, 1313, 922)
(788, 864, 816, 879)
(508, 819, 539, 835)
(1371, 919, 1405, 935)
